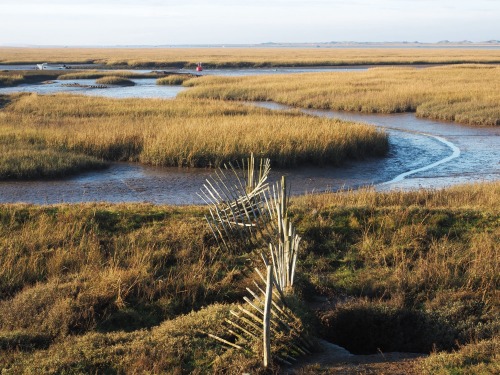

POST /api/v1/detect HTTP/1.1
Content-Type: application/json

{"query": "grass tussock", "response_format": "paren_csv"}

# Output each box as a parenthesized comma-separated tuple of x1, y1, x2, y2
(156, 75, 192, 85)
(0, 74, 24, 87)
(0, 182, 498, 372)
(1, 47, 500, 67)
(95, 76, 135, 86)
(182, 65, 500, 126)
(0, 93, 388, 178)
(421, 337, 499, 374)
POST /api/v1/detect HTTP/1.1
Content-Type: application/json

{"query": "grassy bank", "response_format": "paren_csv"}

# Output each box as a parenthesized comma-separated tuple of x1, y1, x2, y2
(0, 71, 62, 87)
(0, 147, 108, 180)
(1, 47, 500, 67)
(182, 64, 500, 126)
(0, 182, 498, 373)
(0, 93, 388, 179)
(0, 70, 195, 88)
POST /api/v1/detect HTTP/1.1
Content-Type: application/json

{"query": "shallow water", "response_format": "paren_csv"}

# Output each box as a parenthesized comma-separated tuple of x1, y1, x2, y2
(0, 78, 185, 99)
(302, 109, 500, 191)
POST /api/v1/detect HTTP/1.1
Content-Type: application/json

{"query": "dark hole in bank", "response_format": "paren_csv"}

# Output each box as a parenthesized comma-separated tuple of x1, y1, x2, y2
(320, 305, 458, 355)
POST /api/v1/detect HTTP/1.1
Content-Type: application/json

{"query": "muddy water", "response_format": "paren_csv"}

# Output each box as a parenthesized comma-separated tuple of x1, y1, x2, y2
(301, 108, 500, 191)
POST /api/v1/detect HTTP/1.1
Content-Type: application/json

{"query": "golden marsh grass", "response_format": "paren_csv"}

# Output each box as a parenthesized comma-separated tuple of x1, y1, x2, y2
(156, 75, 192, 85)
(57, 70, 158, 80)
(95, 76, 135, 86)
(182, 65, 500, 126)
(1, 47, 500, 67)
(0, 93, 388, 178)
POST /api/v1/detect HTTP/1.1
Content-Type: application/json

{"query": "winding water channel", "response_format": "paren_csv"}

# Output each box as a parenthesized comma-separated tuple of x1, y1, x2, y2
(0, 68, 499, 204)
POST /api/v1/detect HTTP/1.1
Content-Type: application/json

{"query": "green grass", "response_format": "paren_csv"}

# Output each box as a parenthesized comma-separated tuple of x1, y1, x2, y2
(0, 183, 498, 373)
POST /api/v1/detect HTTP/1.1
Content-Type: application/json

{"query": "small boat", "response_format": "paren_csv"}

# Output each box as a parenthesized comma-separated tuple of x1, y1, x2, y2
(36, 63, 68, 70)
(196, 62, 203, 72)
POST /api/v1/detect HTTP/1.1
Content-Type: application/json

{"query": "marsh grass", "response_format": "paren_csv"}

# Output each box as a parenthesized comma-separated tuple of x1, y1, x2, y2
(0, 93, 388, 177)
(182, 65, 500, 126)
(0, 71, 62, 87)
(0, 147, 108, 180)
(57, 70, 159, 80)
(156, 75, 192, 85)
(0, 74, 24, 87)
(0, 131, 108, 179)
(0, 183, 498, 372)
(1, 47, 500, 67)
(95, 76, 135, 86)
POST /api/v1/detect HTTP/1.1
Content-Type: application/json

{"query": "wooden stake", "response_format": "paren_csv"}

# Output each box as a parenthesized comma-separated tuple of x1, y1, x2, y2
(263, 265, 273, 368)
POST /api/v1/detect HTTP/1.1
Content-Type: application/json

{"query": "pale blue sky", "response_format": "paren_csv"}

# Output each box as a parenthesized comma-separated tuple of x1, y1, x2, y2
(0, 0, 498, 45)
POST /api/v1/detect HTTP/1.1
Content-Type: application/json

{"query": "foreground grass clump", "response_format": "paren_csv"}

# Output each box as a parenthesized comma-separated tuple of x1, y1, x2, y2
(0, 93, 388, 177)
(182, 65, 500, 126)
(421, 337, 499, 374)
(1, 47, 500, 67)
(291, 183, 499, 370)
(95, 76, 135, 86)
(1, 304, 264, 374)
(0, 182, 498, 372)
(0, 202, 268, 373)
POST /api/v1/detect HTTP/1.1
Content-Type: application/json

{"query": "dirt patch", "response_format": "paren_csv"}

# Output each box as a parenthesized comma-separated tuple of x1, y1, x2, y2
(286, 340, 426, 374)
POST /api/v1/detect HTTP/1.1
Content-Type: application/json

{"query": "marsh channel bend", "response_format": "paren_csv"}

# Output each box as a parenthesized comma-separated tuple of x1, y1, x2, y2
(0, 67, 499, 204)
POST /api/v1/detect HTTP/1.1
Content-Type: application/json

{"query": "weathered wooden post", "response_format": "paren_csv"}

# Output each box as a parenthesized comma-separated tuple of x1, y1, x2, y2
(263, 265, 273, 368)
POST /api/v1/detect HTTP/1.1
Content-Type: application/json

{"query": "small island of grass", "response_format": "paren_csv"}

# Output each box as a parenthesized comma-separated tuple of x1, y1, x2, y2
(156, 75, 192, 85)
(95, 76, 135, 86)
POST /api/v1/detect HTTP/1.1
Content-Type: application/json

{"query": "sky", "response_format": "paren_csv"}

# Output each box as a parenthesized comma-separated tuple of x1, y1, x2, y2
(0, 0, 498, 46)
